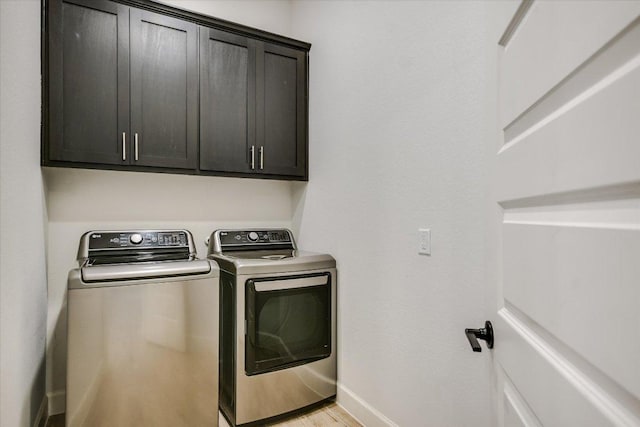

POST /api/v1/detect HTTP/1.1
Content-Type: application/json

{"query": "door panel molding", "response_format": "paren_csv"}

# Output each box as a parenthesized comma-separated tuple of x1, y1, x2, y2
(503, 16, 640, 146)
(498, 306, 640, 426)
(500, 1, 640, 128)
(498, 181, 640, 211)
(503, 372, 543, 427)
(503, 223, 640, 399)
(498, 0, 534, 48)
(503, 197, 640, 230)
(497, 61, 640, 203)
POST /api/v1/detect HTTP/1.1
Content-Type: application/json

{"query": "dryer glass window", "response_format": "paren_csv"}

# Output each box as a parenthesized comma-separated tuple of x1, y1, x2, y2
(246, 273, 331, 375)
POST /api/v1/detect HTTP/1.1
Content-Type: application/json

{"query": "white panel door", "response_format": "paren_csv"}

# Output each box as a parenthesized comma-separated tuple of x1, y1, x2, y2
(491, 2, 640, 426)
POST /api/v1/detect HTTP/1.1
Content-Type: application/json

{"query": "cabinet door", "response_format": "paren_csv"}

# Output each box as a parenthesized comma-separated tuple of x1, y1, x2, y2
(199, 28, 255, 173)
(130, 9, 197, 169)
(48, 0, 130, 165)
(257, 43, 307, 178)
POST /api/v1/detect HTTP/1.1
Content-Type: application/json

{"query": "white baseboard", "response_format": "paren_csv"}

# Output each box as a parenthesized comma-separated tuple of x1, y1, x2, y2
(33, 395, 48, 427)
(47, 390, 66, 416)
(50, 384, 395, 425)
(336, 383, 398, 427)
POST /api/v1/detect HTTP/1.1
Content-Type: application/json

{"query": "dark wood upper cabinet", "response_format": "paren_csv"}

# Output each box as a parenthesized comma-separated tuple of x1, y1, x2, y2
(130, 10, 198, 169)
(200, 35, 308, 178)
(258, 42, 307, 177)
(48, 0, 130, 165)
(44, 0, 310, 180)
(199, 28, 255, 174)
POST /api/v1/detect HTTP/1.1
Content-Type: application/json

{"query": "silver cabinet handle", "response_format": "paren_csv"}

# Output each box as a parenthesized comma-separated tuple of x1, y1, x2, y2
(134, 133, 139, 161)
(259, 146, 264, 170)
(250, 145, 255, 170)
(122, 132, 126, 161)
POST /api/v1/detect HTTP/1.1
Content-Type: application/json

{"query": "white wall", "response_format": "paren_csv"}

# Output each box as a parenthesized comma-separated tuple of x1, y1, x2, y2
(44, 0, 296, 414)
(291, 2, 516, 425)
(162, 0, 293, 38)
(0, 1, 48, 426)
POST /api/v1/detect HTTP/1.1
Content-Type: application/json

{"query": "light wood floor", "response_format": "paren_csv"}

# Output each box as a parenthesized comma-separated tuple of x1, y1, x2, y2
(260, 402, 361, 427)
(47, 402, 361, 427)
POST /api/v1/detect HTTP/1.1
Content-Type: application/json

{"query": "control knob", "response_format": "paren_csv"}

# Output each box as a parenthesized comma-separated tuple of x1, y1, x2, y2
(130, 233, 143, 244)
(247, 231, 259, 242)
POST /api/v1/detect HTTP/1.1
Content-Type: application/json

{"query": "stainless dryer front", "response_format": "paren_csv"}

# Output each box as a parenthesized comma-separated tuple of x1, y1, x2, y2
(209, 229, 337, 426)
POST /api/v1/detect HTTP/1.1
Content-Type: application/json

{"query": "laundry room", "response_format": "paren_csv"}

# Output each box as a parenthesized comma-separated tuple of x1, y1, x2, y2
(2, 1, 639, 426)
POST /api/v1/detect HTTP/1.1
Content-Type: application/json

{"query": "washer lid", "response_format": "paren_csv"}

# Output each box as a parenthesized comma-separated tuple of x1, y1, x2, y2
(80, 259, 213, 284)
(69, 259, 219, 289)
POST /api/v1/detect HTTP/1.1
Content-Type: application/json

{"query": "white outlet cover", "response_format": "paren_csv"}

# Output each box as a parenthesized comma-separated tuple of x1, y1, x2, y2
(418, 228, 431, 255)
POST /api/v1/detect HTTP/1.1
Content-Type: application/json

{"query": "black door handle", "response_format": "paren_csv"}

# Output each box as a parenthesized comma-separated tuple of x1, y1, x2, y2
(465, 321, 494, 352)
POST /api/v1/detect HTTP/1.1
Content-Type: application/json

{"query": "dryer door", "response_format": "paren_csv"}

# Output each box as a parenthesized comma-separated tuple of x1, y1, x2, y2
(245, 272, 331, 375)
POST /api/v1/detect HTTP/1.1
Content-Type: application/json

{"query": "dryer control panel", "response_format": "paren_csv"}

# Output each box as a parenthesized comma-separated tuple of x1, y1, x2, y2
(214, 229, 295, 252)
(219, 230, 291, 246)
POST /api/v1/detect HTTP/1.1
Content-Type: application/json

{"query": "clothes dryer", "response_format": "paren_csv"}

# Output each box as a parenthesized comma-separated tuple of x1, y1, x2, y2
(209, 229, 336, 426)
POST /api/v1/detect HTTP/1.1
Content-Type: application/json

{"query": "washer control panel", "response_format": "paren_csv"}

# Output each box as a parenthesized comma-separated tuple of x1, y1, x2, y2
(219, 229, 292, 247)
(89, 231, 188, 249)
